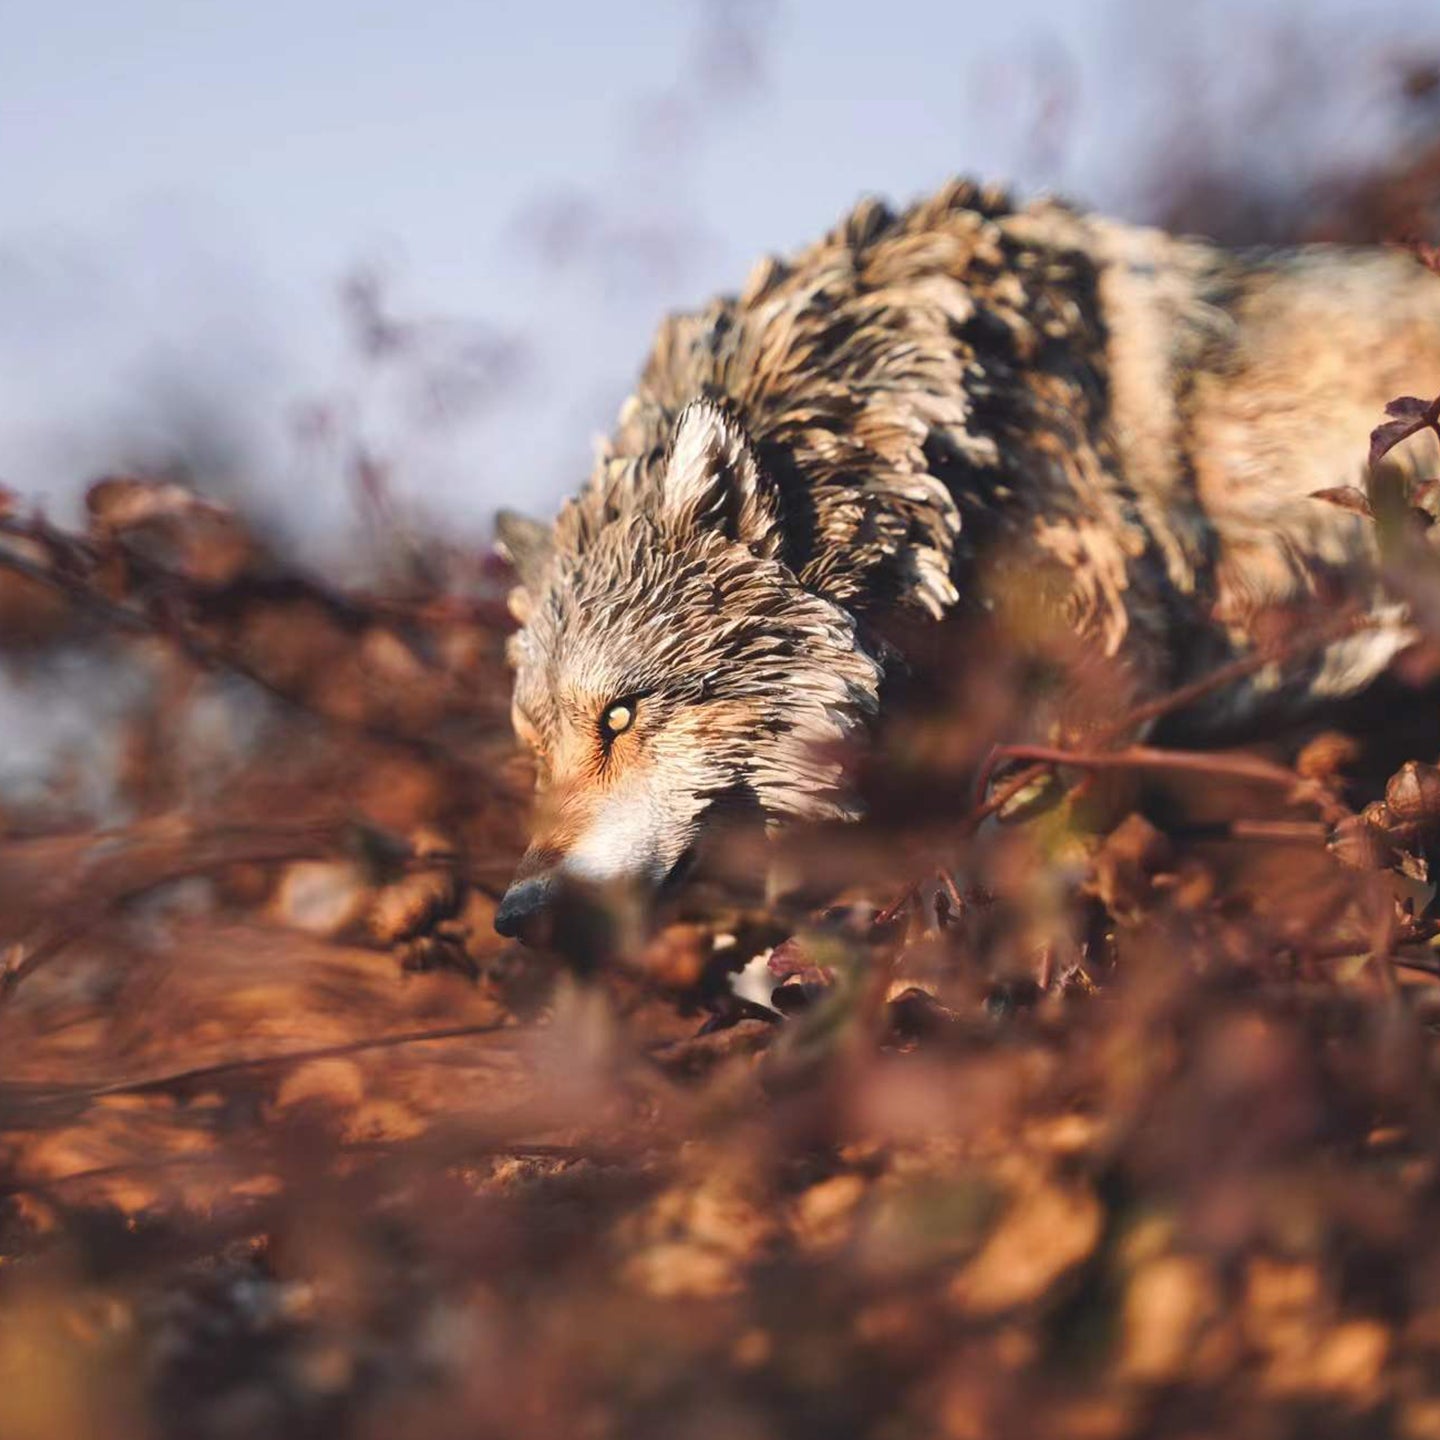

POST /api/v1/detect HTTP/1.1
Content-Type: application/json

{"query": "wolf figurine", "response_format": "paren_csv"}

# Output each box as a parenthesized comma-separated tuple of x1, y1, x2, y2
(493, 178, 1440, 941)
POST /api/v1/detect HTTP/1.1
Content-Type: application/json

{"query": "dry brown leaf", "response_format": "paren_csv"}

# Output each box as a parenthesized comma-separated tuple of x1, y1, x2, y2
(948, 1175, 1102, 1316)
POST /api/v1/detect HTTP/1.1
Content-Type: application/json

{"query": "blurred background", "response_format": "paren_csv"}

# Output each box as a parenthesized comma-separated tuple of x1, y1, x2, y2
(6, 0, 1440, 568)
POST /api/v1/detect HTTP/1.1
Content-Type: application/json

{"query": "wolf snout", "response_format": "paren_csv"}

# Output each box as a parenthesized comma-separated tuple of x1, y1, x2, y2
(493, 873, 556, 941)
(493, 861, 656, 960)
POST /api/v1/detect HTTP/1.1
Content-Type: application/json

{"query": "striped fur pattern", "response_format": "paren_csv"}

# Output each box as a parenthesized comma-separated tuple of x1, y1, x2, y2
(495, 178, 1440, 928)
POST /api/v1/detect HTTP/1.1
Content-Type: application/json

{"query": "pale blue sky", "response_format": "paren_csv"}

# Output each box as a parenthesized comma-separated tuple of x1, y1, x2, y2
(1, 0, 1434, 563)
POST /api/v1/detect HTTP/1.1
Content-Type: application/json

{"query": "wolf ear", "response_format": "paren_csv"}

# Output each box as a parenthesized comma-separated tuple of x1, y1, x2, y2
(660, 399, 781, 558)
(495, 510, 554, 593)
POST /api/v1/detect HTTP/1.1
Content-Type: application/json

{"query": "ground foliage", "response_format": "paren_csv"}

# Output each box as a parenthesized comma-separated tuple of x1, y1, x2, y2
(11, 73, 1440, 1440)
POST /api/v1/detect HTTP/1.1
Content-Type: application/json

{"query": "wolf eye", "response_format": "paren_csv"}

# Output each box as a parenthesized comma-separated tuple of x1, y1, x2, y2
(600, 699, 636, 740)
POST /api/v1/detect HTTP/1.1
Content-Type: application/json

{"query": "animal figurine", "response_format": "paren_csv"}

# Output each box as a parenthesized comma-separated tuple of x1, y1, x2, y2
(493, 178, 1440, 941)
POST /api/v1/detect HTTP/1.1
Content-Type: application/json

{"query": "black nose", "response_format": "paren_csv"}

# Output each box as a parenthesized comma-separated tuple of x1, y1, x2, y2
(494, 874, 555, 940)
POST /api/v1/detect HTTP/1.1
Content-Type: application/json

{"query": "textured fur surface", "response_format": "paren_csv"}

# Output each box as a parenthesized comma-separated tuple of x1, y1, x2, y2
(494, 178, 1440, 932)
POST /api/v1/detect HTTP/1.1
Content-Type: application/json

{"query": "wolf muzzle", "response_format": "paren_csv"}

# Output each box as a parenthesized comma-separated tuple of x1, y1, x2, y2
(493, 857, 670, 959)
(493, 873, 557, 942)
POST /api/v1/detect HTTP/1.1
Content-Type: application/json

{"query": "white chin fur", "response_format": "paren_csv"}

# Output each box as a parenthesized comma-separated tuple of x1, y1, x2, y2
(559, 804, 675, 887)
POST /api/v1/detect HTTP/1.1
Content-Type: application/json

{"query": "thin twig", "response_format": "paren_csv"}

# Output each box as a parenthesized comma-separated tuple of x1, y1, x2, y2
(1097, 605, 1374, 742)
(0, 1139, 596, 1202)
(0, 817, 351, 1002)
(872, 881, 920, 928)
(1223, 819, 1332, 843)
(981, 743, 1310, 792)
(1, 1018, 526, 1108)
(972, 739, 1355, 839)
(967, 607, 1374, 832)
(0, 530, 498, 769)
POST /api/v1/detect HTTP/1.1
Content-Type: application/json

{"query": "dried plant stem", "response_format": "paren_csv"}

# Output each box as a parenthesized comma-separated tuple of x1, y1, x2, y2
(0, 818, 351, 1002)
(1216, 820, 1331, 843)
(1099, 605, 1374, 741)
(0, 1140, 591, 1203)
(2, 1018, 525, 1111)
(981, 742, 1308, 792)
(968, 606, 1374, 831)
(0, 522, 492, 767)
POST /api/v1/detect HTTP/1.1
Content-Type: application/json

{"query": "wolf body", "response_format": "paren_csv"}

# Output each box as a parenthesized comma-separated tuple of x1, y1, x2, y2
(494, 179, 1440, 938)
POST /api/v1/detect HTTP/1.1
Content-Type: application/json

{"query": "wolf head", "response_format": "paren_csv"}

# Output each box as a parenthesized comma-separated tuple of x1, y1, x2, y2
(494, 399, 882, 943)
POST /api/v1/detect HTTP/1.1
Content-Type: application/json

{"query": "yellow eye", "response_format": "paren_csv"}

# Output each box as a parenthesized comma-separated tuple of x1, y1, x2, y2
(601, 700, 635, 739)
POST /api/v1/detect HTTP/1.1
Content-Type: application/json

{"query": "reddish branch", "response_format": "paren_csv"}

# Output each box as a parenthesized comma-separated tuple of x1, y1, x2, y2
(968, 605, 1375, 831)
(978, 743, 1333, 810)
